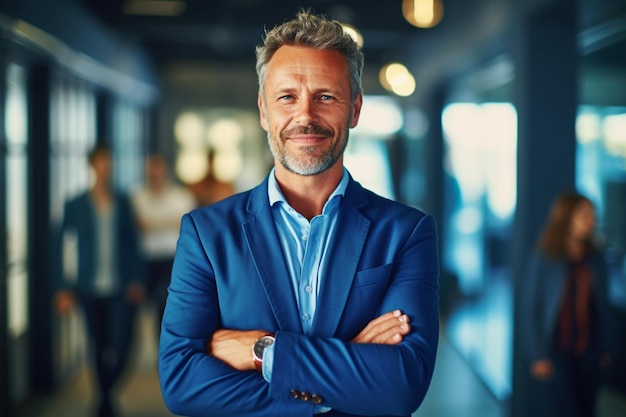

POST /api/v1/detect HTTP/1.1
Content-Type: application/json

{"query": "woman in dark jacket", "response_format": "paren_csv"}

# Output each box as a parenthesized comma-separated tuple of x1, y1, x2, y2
(521, 192, 613, 417)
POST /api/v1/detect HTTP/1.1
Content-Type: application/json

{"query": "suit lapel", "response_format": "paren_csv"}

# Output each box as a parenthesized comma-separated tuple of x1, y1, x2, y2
(242, 176, 371, 337)
(312, 179, 370, 337)
(242, 182, 303, 333)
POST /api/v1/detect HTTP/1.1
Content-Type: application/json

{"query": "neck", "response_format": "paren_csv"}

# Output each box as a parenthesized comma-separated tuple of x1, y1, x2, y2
(566, 237, 588, 262)
(274, 164, 343, 220)
(91, 180, 112, 210)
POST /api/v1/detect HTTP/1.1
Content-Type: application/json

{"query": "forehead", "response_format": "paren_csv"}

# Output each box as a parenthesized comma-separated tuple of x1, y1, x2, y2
(265, 45, 349, 84)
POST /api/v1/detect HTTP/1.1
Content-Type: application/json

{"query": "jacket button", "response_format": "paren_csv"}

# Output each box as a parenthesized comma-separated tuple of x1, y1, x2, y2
(289, 389, 300, 399)
(311, 394, 323, 404)
(300, 391, 311, 401)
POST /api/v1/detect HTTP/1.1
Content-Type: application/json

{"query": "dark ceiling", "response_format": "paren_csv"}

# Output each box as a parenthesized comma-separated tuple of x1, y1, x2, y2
(72, 0, 626, 106)
(75, 0, 426, 69)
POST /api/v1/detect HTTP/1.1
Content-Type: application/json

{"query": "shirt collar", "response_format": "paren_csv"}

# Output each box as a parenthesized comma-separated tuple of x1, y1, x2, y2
(268, 167, 349, 207)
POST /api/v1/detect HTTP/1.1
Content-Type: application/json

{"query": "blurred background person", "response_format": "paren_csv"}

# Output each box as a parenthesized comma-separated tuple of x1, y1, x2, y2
(521, 191, 614, 417)
(132, 154, 196, 339)
(187, 149, 236, 207)
(53, 145, 146, 417)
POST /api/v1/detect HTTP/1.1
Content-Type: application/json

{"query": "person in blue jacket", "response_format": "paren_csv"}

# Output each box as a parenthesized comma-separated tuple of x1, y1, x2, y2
(54, 145, 145, 417)
(158, 10, 440, 417)
(521, 192, 613, 417)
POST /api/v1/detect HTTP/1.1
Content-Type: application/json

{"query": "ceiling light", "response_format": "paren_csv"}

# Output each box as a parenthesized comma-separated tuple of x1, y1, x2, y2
(402, 0, 444, 29)
(379, 63, 416, 97)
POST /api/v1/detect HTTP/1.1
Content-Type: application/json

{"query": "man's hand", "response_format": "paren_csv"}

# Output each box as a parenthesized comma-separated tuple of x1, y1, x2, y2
(351, 310, 410, 344)
(207, 329, 269, 371)
(207, 310, 410, 369)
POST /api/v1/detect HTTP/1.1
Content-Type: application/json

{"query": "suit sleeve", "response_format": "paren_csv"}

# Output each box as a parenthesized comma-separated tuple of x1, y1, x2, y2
(269, 214, 439, 416)
(158, 213, 314, 417)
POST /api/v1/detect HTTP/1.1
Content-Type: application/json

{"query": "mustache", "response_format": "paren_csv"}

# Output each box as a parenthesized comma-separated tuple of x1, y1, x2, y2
(281, 124, 333, 139)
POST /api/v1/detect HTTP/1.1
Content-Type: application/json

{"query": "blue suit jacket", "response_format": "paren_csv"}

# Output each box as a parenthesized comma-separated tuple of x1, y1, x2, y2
(159, 174, 440, 417)
(55, 191, 145, 295)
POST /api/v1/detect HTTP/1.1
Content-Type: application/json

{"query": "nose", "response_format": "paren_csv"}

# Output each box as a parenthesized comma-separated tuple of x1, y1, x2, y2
(294, 97, 316, 125)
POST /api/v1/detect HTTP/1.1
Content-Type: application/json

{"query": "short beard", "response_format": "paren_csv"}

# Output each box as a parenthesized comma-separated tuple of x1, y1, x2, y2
(268, 125, 349, 176)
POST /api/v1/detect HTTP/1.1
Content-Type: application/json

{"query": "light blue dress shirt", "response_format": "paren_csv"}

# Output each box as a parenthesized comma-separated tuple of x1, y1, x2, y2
(263, 168, 348, 412)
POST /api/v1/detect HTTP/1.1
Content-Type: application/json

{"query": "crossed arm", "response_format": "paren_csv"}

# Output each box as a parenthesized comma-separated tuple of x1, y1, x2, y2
(208, 309, 411, 371)
(160, 211, 439, 417)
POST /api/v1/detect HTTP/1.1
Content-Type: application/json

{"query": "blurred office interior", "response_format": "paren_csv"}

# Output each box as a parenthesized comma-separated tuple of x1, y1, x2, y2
(1, 0, 626, 416)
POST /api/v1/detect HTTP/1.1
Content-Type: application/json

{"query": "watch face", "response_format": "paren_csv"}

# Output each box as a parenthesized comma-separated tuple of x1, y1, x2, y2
(254, 335, 275, 359)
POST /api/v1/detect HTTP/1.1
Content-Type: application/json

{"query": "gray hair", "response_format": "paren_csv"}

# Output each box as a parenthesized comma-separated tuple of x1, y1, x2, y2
(255, 9, 364, 102)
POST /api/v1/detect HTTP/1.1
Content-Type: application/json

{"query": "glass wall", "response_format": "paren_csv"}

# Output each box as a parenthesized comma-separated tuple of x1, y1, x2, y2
(439, 55, 517, 401)
(576, 105, 626, 310)
(576, 106, 626, 248)
(576, 23, 626, 391)
(441, 101, 517, 400)
(49, 72, 96, 378)
(4, 62, 30, 406)
(113, 101, 146, 192)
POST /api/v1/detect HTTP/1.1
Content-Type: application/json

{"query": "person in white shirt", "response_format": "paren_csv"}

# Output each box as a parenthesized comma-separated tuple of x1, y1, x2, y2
(133, 154, 196, 338)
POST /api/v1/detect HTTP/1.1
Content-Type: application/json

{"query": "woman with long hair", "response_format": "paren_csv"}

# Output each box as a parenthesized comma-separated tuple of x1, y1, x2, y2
(521, 191, 613, 417)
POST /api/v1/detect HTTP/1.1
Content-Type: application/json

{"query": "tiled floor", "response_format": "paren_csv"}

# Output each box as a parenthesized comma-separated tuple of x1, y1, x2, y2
(31, 306, 626, 417)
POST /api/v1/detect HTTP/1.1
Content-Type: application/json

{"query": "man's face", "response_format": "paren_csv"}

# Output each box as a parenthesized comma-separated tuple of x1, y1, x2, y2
(91, 151, 112, 182)
(258, 45, 362, 176)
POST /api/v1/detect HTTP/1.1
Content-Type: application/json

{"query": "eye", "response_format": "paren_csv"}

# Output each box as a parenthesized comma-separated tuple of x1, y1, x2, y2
(319, 95, 334, 101)
(278, 95, 294, 102)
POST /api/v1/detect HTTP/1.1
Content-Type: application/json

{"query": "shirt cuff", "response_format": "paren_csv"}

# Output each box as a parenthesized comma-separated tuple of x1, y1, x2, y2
(261, 341, 274, 382)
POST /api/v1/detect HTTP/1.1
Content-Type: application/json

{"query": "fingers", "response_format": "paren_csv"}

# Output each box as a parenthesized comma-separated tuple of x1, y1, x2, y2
(352, 310, 411, 345)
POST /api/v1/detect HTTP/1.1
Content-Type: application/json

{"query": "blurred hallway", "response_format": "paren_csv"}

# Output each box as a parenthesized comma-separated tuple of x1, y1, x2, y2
(28, 306, 626, 417)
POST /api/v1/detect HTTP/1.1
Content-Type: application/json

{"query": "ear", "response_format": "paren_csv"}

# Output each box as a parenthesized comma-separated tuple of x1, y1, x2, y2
(349, 93, 363, 128)
(258, 94, 268, 131)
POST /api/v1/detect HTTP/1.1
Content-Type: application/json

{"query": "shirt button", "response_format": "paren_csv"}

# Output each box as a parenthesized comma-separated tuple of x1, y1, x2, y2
(305, 285, 312, 293)
(302, 314, 310, 321)
(302, 235, 308, 241)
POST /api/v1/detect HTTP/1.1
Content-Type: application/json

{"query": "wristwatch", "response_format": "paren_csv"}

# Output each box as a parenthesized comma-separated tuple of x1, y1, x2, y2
(252, 334, 275, 372)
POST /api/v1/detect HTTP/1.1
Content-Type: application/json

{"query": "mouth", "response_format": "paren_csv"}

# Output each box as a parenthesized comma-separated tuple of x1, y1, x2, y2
(281, 125, 333, 145)
(287, 135, 328, 147)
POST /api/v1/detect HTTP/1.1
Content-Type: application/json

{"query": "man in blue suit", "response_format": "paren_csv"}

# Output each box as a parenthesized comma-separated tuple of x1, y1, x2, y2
(159, 10, 439, 417)
(54, 146, 146, 417)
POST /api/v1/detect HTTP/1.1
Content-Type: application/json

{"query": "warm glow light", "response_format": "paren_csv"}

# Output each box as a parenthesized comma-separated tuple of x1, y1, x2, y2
(174, 112, 205, 148)
(176, 149, 209, 184)
(379, 63, 416, 97)
(402, 0, 444, 29)
(206, 118, 244, 150)
(341, 24, 363, 48)
(212, 148, 243, 183)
